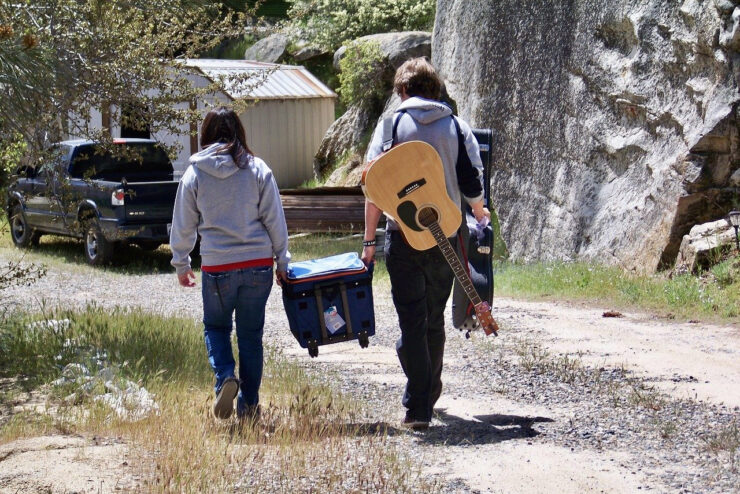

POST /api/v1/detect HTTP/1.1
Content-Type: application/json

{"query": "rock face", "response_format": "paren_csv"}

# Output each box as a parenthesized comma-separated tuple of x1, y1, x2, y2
(674, 218, 738, 272)
(434, 0, 740, 272)
(314, 106, 373, 184)
(333, 31, 432, 70)
(315, 33, 430, 183)
(244, 33, 290, 63)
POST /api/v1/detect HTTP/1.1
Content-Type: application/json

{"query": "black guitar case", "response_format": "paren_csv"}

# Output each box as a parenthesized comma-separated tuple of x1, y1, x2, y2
(452, 128, 494, 335)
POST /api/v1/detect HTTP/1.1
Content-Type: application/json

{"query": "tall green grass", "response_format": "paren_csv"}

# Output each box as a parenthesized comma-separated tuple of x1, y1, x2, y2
(0, 306, 436, 492)
(495, 258, 740, 320)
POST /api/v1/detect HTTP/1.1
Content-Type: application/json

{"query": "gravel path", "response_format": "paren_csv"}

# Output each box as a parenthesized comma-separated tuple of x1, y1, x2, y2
(2, 252, 739, 494)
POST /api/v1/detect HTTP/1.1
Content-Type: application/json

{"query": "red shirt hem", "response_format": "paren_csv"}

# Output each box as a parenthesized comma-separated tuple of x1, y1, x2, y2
(201, 258, 273, 273)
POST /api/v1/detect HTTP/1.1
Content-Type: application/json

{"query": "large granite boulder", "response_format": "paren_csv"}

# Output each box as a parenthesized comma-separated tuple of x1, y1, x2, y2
(314, 106, 374, 184)
(244, 33, 290, 63)
(333, 31, 431, 70)
(674, 218, 738, 273)
(316, 33, 430, 184)
(434, 0, 740, 272)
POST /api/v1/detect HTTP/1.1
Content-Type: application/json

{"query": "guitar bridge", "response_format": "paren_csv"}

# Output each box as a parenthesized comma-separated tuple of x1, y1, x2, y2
(397, 178, 427, 199)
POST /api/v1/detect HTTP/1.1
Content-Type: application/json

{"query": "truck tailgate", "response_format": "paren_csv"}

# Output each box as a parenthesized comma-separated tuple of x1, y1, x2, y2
(122, 181, 179, 223)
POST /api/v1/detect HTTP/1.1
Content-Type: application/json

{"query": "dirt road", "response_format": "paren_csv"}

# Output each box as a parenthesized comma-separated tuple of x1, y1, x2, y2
(1, 256, 738, 493)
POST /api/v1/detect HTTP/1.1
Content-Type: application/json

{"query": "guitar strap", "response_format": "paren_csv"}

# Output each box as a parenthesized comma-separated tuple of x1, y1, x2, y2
(380, 110, 404, 152)
(382, 110, 470, 181)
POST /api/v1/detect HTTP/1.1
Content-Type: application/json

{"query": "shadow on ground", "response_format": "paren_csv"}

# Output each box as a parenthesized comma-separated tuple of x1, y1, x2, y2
(224, 410, 555, 447)
(16, 236, 197, 274)
(416, 409, 555, 446)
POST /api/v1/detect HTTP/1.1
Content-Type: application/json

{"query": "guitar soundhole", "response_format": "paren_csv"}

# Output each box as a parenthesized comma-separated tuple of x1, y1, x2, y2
(417, 206, 439, 228)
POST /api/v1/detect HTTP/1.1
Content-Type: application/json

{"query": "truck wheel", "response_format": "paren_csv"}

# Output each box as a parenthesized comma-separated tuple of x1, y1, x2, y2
(83, 221, 113, 265)
(9, 205, 40, 248)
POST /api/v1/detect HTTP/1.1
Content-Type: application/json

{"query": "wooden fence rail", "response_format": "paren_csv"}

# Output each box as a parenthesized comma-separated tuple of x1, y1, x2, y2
(280, 186, 379, 233)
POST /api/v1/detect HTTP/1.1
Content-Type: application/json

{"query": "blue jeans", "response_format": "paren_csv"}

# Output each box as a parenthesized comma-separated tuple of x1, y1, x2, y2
(385, 230, 455, 422)
(201, 265, 273, 414)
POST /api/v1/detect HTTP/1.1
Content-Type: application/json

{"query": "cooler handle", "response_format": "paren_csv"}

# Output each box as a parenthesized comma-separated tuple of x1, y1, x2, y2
(313, 281, 355, 340)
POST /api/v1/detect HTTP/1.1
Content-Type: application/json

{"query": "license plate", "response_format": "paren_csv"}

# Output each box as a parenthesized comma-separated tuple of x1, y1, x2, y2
(167, 223, 172, 236)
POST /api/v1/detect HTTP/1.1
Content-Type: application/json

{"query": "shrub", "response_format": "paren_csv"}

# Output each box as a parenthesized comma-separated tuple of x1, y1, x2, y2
(286, 0, 436, 50)
(337, 40, 391, 112)
(0, 134, 26, 191)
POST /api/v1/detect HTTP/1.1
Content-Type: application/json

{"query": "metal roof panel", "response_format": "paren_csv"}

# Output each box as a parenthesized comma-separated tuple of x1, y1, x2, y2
(183, 59, 337, 100)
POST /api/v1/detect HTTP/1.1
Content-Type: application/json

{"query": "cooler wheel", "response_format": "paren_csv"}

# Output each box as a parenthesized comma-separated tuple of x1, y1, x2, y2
(358, 332, 369, 349)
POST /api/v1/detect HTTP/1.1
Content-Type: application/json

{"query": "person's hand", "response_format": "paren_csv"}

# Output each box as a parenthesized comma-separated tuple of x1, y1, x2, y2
(276, 269, 288, 287)
(472, 205, 491, 223)
(361, 245, 376, 267)
(178, 269, 196, 287)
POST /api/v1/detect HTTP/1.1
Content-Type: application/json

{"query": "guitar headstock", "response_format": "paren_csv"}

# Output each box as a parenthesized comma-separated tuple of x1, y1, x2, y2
(474, 302, 499, 337)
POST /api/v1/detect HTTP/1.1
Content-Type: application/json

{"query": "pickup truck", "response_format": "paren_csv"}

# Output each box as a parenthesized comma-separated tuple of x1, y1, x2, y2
(6, 138, 179, 265)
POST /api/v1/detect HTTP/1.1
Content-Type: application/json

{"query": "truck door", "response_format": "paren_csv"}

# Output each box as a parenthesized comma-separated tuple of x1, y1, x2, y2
(31, 146, 72, 233)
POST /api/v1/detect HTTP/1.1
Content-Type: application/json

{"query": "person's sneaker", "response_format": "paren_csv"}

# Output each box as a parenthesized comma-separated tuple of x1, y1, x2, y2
(401, 411, 430, 431)
(213, 377, 239, 419)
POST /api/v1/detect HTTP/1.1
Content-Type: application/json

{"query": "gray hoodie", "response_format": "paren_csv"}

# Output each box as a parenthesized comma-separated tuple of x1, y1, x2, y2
(365, 96, 484, 230)
(170, 143, 290, 275)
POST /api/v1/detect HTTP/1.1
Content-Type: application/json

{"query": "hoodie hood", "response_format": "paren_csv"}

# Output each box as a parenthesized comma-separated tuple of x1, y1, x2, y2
(397, 96, 453, 124)
(190, 143, 240, 179)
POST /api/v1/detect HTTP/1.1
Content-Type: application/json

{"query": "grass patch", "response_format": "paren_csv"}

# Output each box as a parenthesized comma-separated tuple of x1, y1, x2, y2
(0, 219, 178, 276)
(0, 306, 436, 491)
(494, 258, 740, 322)
(508, 336, 668, 412)
(703, 421, 740, 473)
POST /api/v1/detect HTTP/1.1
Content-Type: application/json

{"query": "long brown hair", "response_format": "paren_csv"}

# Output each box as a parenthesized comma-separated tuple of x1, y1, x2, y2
(199, 107, 253, 168)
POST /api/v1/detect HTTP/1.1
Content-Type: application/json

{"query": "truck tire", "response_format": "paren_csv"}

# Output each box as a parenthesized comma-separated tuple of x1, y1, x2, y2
(83, 220, 113, 265)
(9, 204, 40, 248)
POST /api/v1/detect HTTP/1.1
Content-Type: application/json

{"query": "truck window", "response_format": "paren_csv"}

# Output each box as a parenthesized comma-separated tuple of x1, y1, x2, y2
(36, 145, 71, 180)
(70, 143, 173, 181)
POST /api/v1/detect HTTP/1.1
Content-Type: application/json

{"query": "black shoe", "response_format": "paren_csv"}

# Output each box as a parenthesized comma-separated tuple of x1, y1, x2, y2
(401, 411, 430, 431)
(213, 377, 239, 419)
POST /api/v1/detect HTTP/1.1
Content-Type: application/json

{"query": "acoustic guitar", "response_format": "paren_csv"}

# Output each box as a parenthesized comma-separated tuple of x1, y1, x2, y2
(361, 140, 499, 336)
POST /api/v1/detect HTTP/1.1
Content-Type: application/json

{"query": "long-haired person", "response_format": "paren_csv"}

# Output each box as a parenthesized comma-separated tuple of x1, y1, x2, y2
(170, 107, 290, 421)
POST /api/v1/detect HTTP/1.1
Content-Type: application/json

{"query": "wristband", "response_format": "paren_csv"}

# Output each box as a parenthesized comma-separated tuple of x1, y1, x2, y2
(362, 239, 377, 247)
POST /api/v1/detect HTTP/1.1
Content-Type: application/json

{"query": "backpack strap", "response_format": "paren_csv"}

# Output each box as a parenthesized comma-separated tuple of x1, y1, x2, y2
(381, 116, 394, 152)
(381, 110, 407, 152)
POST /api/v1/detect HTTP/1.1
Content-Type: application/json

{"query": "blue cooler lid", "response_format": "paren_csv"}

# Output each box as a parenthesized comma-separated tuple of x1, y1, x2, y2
(287, 252, 366, 281)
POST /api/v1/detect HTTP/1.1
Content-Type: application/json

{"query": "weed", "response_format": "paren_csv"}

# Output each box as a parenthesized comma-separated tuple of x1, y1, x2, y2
(513, 338, 549, 372)
(702, 421, 740, 473)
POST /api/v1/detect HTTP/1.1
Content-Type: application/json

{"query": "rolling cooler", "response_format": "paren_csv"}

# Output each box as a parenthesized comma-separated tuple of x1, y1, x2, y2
(281, 252, 375, 357)
(452, 128, 495, 337)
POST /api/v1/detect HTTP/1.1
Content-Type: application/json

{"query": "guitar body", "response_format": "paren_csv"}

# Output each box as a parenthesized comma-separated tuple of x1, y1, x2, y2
(362, 141, 461, 251)
(362, 140, 500, 337)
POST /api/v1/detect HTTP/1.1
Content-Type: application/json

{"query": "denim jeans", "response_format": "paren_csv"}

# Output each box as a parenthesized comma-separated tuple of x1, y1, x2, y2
(201, 265, 273, 415)
(385, 230, 455, 422)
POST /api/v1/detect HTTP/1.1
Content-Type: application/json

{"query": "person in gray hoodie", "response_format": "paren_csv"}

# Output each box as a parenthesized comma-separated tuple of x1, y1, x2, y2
(361, 58, 490, 430)
(170, 107, 290, 421)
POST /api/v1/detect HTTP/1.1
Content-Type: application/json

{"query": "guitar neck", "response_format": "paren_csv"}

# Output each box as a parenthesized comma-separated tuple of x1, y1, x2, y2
(427, 220, 482, 306)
